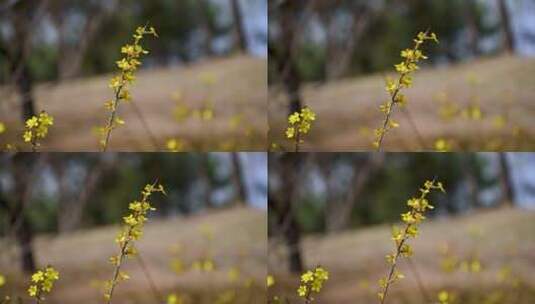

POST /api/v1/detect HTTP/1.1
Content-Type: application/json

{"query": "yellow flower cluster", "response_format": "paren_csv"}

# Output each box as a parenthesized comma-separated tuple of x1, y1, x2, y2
(296, 266, 329, 302)
(27, 266, 60, 301)
(434, 138, 452, 152)
(267, 275, 275, 287)
(378, 180, 445, 303)
(286, 107, 316, 152)
(438, 290, 452, 304)
(23, 111, 54, 151)
(167, 293, 184, 304)
(373, 31, 439, 150)
(104, 183, 165, 303)
(99, 25, 158, 151)
(166, 138, 185, 152)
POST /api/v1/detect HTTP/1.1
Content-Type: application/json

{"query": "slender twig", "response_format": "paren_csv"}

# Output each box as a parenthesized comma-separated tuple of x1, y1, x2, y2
(129, 101, 160, 150)
(105, 228, 130, 304)
(400, 108, 426, 150)
(405, 257, 431, 302)
(102, 85, 124, 152)
(136, 250, 164, 304)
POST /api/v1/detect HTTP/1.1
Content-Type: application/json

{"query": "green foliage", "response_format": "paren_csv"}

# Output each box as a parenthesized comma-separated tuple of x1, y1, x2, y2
(295, 44, 326, 82)
(295, 197, 325, 234)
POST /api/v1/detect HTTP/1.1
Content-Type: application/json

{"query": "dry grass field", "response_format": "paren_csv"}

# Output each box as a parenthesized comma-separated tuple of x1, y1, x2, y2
(0, 55, 267, 151)
(269, 207, 535, 303)
(269, 55, 535, 151)
(0, 207, 267, 304)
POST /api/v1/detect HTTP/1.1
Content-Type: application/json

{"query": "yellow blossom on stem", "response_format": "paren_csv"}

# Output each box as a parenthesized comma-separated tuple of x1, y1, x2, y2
(23, 111, 54, 152)
(378, 179, 445, 304)
(296, 266, 329, 303)
(286, 107, 316, 152)
(438, 290, 452, 304)
(99, 24, 158, 151)
(104, 182, 165, 304)
(373, 30, 439, 151)
(267, 275, 275, 287)
(27, 266, 60, 303)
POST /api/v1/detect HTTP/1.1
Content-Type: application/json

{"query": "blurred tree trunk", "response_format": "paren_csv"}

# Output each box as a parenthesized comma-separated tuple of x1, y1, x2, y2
(463, 155, 481, 208)
(497, 0, 515, 52)
(231, 153, 247, 205)
(321, 154, 382, 232)
(230, 0, 248, 52)
(464, 0, 481, 56)
(0, 154, 39, 273)
(51, 0, 118, 79)
(56, 156, 113, 233)
(269, 153, 304, 273)
(498, 153, 515, 206)
(13, 154, 37, 273)
(197, 0, 216, 56)
(199, 154, 215, 208)
(273, 1, 304, 114)
(324, 6, 374, 80)
(4, 0, 40, 121)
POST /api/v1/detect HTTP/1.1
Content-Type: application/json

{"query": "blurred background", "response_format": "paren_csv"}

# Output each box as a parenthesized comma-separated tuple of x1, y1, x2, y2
(268, 153, 535, 303)
(268, 0, 535, 151)
(0, 0, 267, 151)
(0, 152, 267, 303)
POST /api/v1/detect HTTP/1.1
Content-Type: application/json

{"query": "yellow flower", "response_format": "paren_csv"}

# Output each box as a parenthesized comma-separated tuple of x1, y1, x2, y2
(373, 31, 439, 150)
(285, 127, 295, 139)
(297, 285, 307, 297)
(32, 271, 44, 283)
(28, 285, 38, 297)
(301, 271, 314, 283)
(438, 290, 450, 304)
(167, 294, 183, 304)
(26, 117, 38, 128)
(166, 138, 185, 152)
(0, 122, 5, 134)
(23, 131, 33, 142)
(38, 112, 54, 126)
(27, 266, 59, 299)
(288, 113, 300, 124)
(100, 25, 158, 151)
(434, 138, 452, 152)
(0, 274, 5, 287)
(267, 275, 275, 287)
(286, 107, 316, 149)
(297, 266, 329, 299)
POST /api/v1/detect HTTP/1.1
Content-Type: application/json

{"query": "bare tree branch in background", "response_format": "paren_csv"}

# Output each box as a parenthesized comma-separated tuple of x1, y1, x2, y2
(48, 0, 119, 79)
(230, 0, 248, 52)
(269, 0, 309, 114)
(463, 0, 481, 56)
(497, 0, 515, 52)
(199, 154, 215, 208)
(231, 153, 248, 205)
(318, 2, 377, 80)
(0, 0, 45, 121)
(0, 153, 42, 273)
(499, 153, 515, 206)
(197, 0, 217, 56)
(52, 155, 117, 233)
(318, 154, 384, 232)
(268, 153, 304, 273)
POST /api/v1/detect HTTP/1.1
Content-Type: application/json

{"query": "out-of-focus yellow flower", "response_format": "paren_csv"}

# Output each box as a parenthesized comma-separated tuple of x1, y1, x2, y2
(166, 138, 185, 152)
(267, 275, 275, 287)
